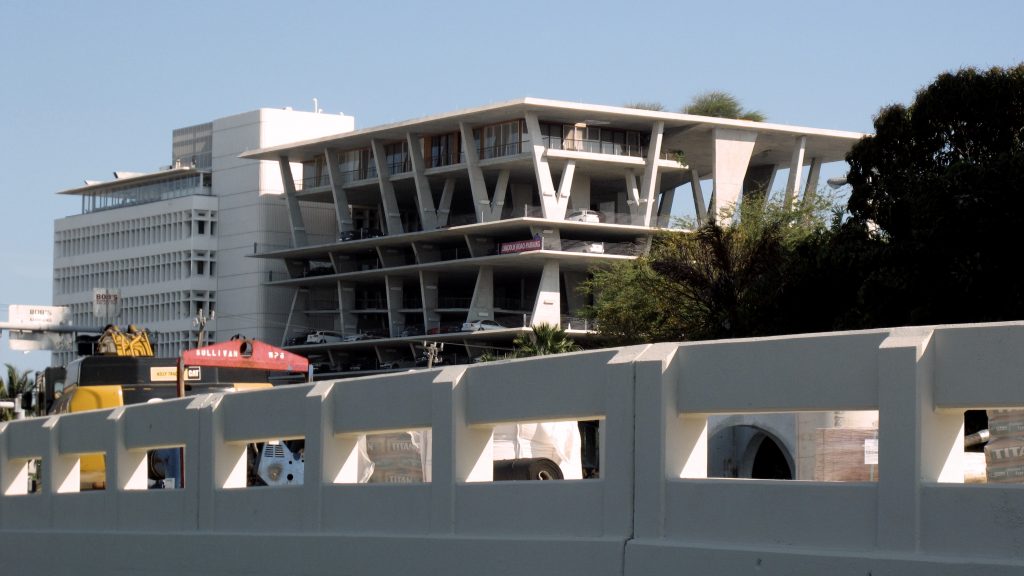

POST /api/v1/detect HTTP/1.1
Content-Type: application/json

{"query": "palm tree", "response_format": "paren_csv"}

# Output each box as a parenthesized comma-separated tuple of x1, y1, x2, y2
(682, 91, 765, 122)
(1, 363, 34, 421)
(512, 323, 581, 357)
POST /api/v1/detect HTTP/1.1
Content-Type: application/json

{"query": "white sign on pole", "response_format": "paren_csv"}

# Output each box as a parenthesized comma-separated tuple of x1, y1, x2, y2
(93, 288, 121, 320)
(863, 438, 879, 465)
(8, 305, 68, 326)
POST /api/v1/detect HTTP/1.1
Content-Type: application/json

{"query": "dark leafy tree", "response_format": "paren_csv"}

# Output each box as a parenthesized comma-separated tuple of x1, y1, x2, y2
(846, 64, 1024, 326)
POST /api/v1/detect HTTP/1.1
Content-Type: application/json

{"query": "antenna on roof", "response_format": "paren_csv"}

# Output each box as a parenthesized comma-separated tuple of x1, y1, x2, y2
(313, 97, 322, 114)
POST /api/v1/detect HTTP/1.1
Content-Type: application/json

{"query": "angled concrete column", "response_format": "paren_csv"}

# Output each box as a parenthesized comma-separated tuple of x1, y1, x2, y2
(639, 121, 664, 227)
(689, 168, 707, 226)
(524, 113, 572, 221)
(281, 289, 301, 346)
(458, 122, 508, 223)
(406, 133, 439, 230)
(385, 275, 403, 337)
(436, 178, 455, 227)
(656, 187, 675, 228)
(467, 266, 494, 322)
(624, 170, 642, 224)
(483, 169, 510, 222)
(803, 157, 822, 207)
(324, 148, 355, 234)
(710, 128, 757, 223)
(369, 139, 405, 234)
(530, 260, 561, 327)
(278, 156, 308, 247)
(420, 271, 440, 333)
(784, 135, 807, 210)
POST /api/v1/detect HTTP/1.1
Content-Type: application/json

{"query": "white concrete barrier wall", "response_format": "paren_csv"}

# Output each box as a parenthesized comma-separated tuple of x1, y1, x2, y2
(1, 323, 1023, 575)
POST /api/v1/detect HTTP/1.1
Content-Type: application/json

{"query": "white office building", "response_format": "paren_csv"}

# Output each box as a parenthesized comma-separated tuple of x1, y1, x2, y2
(52, 108, 355, 364)
(240, 98, 862, 372)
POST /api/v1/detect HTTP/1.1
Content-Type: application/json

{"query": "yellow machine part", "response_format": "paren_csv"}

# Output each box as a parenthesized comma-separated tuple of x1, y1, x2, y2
(97, 326, 154, 357)
(232, 383, 274, 392)
(68, 385, 124, 489)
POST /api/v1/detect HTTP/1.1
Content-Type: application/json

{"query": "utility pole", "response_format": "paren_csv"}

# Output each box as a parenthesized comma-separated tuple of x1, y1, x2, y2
(423, 341, 443, 368)
(194, 308, 214, 348)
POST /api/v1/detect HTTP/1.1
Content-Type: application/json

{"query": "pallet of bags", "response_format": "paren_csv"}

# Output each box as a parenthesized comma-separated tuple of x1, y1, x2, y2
(985, 409, 1024, 484)
(366, 431, 424, 484)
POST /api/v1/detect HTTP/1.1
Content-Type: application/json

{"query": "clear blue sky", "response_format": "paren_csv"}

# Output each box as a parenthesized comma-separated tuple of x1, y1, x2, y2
(1, 0, 1021, 372)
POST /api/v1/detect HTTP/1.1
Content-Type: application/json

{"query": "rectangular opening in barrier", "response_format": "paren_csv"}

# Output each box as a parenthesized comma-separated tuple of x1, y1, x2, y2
(3, 458, 43, 496)
(970, 408, 1024, 485)
(489, 420, 591, 482)
(145, 447, 185, 490)
(250, 439, 305, 487)
(78, 452, 107, 491)
(27, 458, 42, 494)
(365, 430, 430, 484)
(706, 411, 879, 481)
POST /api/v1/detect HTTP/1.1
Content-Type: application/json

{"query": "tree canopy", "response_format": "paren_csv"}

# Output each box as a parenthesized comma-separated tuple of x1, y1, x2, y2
(682, 91, 765, 122)
(587, 64, 1024, 345)
(846, 64, 1024, 325)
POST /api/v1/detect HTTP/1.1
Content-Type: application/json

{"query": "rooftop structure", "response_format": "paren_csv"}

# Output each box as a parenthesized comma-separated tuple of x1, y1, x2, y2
(52, 108, 355, 363)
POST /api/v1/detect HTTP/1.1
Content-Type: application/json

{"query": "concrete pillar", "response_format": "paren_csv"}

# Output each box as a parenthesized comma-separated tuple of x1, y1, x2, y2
(278, 156, 308, 247)
(420, 271, 440, 333)
(530, 260, 561, 327)
(803, 157, 822, 207)
(385, 275, 404, 338)
(369, 139, 405, 235)
(689, 168, 707, 226)
(406, 133, 439, 230)
(656, 187, 675, 228)
(877, 329, 963, 553)
(468, 266, 495, 323)
(458, 123, 508, 223)
(639, 121, 664, 227)
(784, 136, 807, 210)
(437, 178, 455, 227)
(710, 128, 758, 223)
(524, 112, 572, 221)
(324, 148, 355, 234)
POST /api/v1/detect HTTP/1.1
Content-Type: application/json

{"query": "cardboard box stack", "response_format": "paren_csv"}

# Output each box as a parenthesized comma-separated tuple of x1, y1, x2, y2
(814, 427, 879, 482)
(984, 409, 1024, 483)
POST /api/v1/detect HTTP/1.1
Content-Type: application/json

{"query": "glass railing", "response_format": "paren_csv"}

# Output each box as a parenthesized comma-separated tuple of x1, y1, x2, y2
(476, 140, 529, 160)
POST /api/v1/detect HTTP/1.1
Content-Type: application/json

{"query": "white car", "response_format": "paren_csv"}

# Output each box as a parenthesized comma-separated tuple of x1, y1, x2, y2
(461, 320, 505, 332)
(565, 209, 601, 223)
(305, 330, 343, 344)
(342, 332, 370, 342)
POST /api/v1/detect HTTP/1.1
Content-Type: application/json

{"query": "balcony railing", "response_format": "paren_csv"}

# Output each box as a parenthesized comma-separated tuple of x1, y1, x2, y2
(544, 136, 684, 162)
